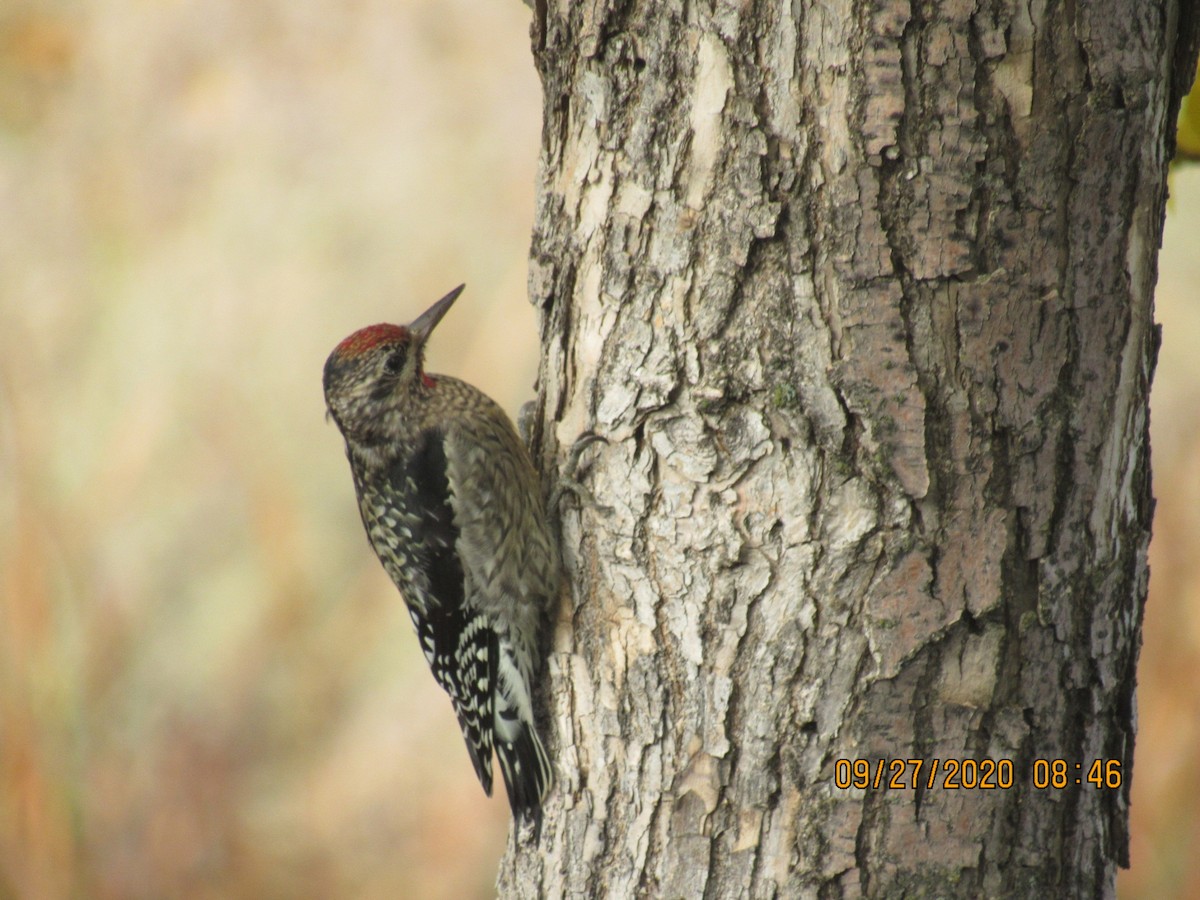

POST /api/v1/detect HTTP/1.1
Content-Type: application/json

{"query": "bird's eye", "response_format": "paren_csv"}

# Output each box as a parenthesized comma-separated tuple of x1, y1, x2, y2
(383, 349, 406, 375)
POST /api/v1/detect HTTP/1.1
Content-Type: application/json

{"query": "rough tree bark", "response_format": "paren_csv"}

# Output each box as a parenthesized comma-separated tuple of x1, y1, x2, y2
(501, 1, 1199, 896)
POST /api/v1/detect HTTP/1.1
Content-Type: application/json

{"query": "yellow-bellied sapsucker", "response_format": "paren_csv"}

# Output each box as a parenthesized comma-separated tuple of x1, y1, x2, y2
(322, 285, 557, 820)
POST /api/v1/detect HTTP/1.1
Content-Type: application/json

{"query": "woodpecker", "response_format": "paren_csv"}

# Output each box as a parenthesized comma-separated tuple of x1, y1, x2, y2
(322, 284, 557, 821)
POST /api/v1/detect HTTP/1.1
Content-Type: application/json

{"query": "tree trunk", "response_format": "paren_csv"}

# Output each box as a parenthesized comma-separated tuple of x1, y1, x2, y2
(502, 1, 1199, 896)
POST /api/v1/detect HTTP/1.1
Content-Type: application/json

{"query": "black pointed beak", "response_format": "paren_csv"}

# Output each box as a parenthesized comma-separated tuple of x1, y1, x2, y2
(409, 284, 465, 341)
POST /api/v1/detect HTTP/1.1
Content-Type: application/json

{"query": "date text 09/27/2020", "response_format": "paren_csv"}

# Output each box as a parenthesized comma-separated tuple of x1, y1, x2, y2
(833, 758, 1123, 792)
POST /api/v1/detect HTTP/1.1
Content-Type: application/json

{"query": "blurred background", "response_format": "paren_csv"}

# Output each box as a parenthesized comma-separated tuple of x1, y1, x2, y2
(0, 1, 537, 897)
(0, 2, 1195, 898)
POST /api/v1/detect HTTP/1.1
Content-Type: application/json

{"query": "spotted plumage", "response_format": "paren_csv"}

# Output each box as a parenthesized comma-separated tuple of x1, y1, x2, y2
(323, 285, 557, 820)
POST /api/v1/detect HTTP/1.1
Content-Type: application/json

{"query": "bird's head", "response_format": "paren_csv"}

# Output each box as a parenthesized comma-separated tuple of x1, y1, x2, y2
(323, 284, 464, 440)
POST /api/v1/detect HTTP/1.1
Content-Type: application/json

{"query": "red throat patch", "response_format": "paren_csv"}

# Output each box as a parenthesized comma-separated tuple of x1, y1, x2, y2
(335, 323, 407, 357)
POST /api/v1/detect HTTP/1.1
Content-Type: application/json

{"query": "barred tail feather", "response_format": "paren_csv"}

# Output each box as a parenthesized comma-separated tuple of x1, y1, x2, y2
(496, 720, 553, 820)
(494, 640, 553, 820)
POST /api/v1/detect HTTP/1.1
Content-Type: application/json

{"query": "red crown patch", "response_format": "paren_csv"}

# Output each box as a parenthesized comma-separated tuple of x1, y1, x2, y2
(335, 323, 408, 357)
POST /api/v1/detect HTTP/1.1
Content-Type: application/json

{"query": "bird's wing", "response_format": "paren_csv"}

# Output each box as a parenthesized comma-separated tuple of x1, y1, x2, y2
(382, 427, 497, 794)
